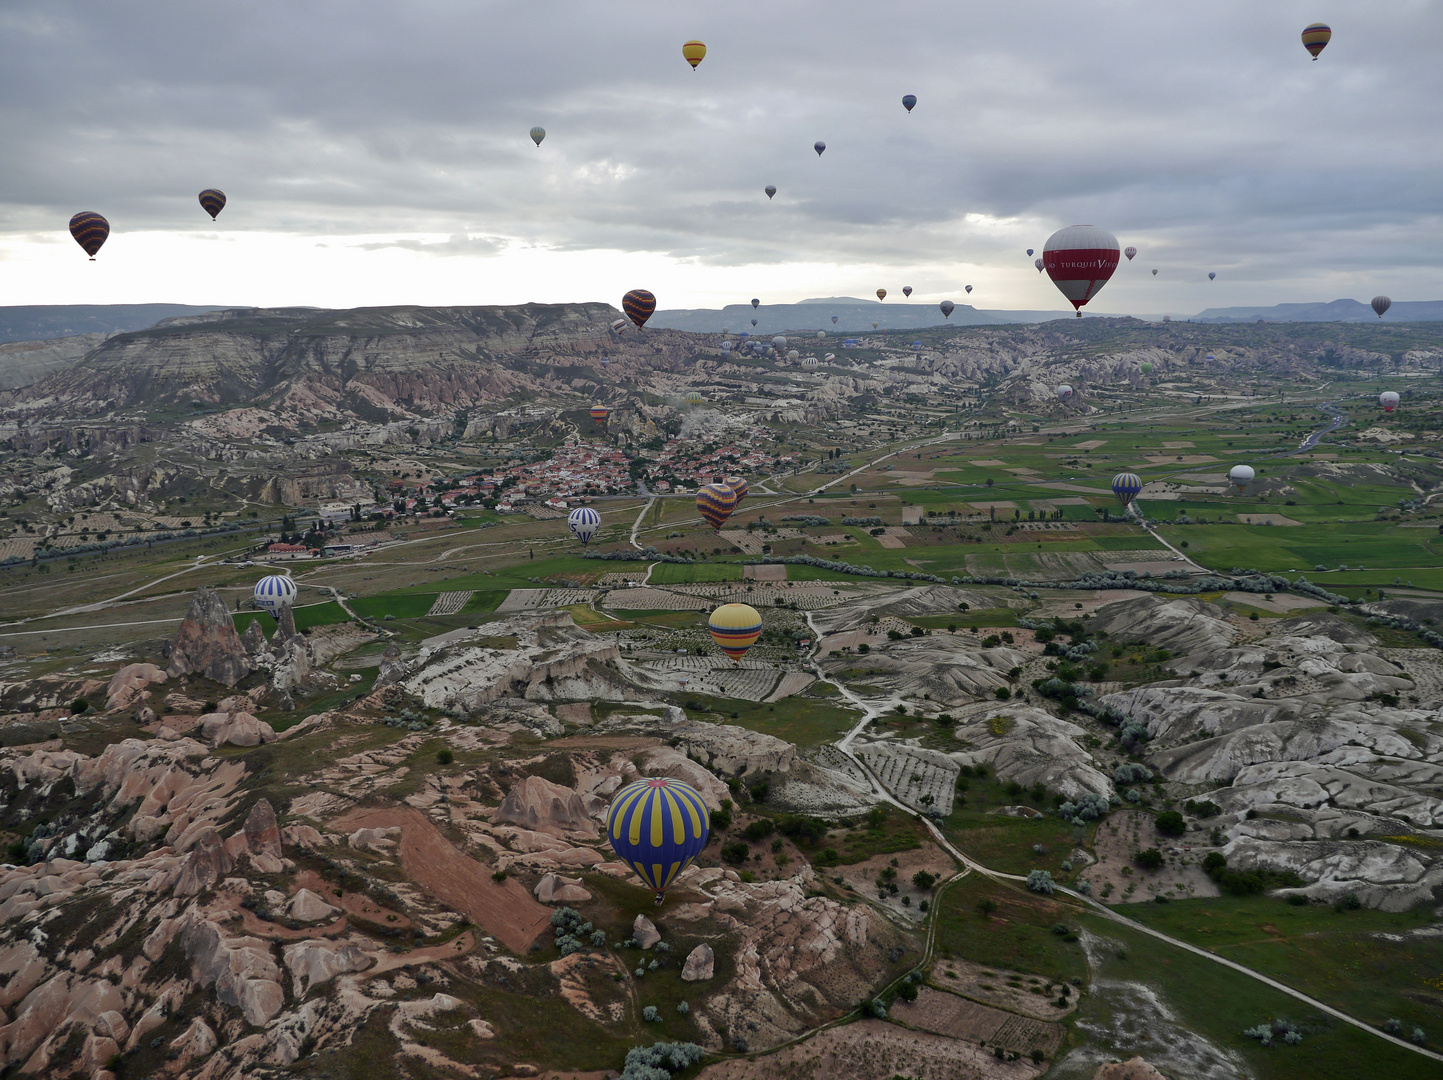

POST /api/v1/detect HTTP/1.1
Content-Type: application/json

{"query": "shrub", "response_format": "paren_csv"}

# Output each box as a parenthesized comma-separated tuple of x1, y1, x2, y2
(643, 1006, 660, 1022)
(1184, 798, 1221, 818)
(995, 687, 1011, 700)
(1155, 810, 1185, 836)
(720, 841, 750, 865)
(436, 748, 454, 766)
(1026, 870, 1055, 895)
(710, 800, 733, 831)
(618, 1042, 705, 1080)
(743, 819, 775, 842)
(1114, 762, 1153, 785)
(977, 898, 998, 915)
(912, 870, 937, 890)
(897, 980, 918, 1002)
(70, 698, 89, 714)
(677, 1001, 690, 1015)
(1412, 1027, 1426, 1045)
(1286, 894, 1308, 906)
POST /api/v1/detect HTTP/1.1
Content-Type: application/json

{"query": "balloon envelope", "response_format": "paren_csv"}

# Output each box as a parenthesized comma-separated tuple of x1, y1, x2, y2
(568, 506, 601, 544)
(253, 574, 297, 616)
(965, 285, 972, 294)
(902, 286, 912, 297)
(802, 356, 817, 368)
(1372, 295, 1392, 318)
(1208, 272, 1216, 281)
(69, 212, 109, 258)
(1026, 248, 1034, 256)
(765, 185, 776, 199)
(1152, 269, 1158, 276)
(1228, 465, 1255, 490)
(1380, 391, 1400, 412)
(610, 318, 628, 334)
(1111, 472, 1143, 507)
(1301, 22, 1331, 59)
(606, 778, 710, 897)
(529, 126, 546, 146)
(198, 189, 226, 220)
(590, 406, 609, 423)
(1057, 384, 1074, 401)
(1035, 258, 1044, 273)
(1043, 225, 1120, 316)
(725, 476, 750, 503)
(876, 288, 887, 301)
(814, 141, 826, 156)
(902, 94, 917, 112)
(708, 603, 763, 664)
(686, 391, 705, 404)
(751, 298, 760, 308)
(682, 40, 707, 69)
(772, 336, 787, 349)
(911, 341, 922, 349)
(623, 289, 656, 328)
(940, 300, 954, 318)
(696, 483, 739, 529)
(831, 316, 839, 324)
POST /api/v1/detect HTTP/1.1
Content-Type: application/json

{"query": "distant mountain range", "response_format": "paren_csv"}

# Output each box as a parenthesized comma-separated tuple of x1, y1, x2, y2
(0, 304, 227, 345)
(648, 298, 1085, 333)
(1193, 299, 1443, 323)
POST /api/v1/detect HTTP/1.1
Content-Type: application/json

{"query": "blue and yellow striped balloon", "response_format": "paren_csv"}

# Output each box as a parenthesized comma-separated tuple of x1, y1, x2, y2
(1111, 472, 1143, 507)
(606, 778, 710, 899)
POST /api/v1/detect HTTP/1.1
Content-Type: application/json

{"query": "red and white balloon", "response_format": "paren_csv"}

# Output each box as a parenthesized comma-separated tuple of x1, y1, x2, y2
(1042, 225, 1120, 317)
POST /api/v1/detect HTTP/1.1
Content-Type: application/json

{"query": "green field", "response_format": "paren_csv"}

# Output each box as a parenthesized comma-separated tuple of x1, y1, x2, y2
(649, 561, 744, 584)
(680, 692, 861, 748)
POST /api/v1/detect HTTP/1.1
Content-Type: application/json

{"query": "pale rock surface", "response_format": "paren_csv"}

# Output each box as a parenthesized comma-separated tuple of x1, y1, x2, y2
(534, 873, 592, 904)
(632, 914, 661, 949)
(105, 662, 166, 711)
(951, 703, 1113, 799)
(681, 942, 714, 981)
(376, 641, 408, 686)
(1090, 595, 1236, 655)
(167, 586, 253, 686)
(170, 1017, 218, 1059)
(283, 939, 373, 995)
(240, 618, 270, 656)
(182, 917, 286, 1026)
(288, 888, 339, 923)
(198, 709, 277, 748)
(493, 775, 599, 836)
(1093, 1058, 1171, 1080)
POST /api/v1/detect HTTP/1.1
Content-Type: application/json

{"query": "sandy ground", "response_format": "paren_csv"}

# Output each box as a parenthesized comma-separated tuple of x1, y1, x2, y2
(1220, 591, 1327, 612)
(333, 806, 554, 953)
(931, 960, 1079, 1021)
(743, 563, 787, 581)
(833, 843, 957, 925)
(891, 986, 1064, 1056)
(695, 1018, 1043, 1080)
(1080, 810, 1221, 904)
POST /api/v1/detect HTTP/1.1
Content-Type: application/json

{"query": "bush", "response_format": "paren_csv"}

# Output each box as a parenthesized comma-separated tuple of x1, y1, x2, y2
(1026, 870, 1055, 895)
(1114, 762, 1152, 785)
(710, 800, 733, 831)
(897, 980, 918, 1002)
(70, 698, 89, 714)
(1134, 848, 1164, 871)
(1184, 798, 1221, 818)
(994, 687, 1011, 700)
(643, 1006, 660, 1022)
(912, 870, 937, 890)
(436, 748, 454, 766)
(618, 1042, 705, 1080)
(743, 819, 775, 842)
(677, 1000, 690, 1015)
(720, 841, 750, 865)
(1155, 810, 1185, 836)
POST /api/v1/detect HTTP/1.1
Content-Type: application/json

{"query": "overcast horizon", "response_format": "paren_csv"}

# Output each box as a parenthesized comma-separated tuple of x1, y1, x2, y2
(3, 1, 1441, 315)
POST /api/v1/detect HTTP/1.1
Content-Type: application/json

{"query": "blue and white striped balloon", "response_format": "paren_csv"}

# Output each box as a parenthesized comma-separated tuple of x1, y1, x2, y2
(568, 506, 601, 545)
(254, 574, 297, 615)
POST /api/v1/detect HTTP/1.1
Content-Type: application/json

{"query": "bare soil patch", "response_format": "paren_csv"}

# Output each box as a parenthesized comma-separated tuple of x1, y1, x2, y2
(892, 986, 1064, 1056)
(695, 1018, 1042, 1080)
(743, 563, 787, 581)
(1221, 591, 1326, 612)
(931, 959, 1078, 1021)
(833, 843, 956, 924)
(333, 806, 553, 952)
(1082, 809, 1220, 904)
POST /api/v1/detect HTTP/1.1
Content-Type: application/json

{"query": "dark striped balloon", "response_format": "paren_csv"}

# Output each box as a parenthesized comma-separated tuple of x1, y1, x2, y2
(622, 289, 656, 329)
(606, 778, 710, 898)
(198, 189, 227, 220)
(68, 212, 109, 259)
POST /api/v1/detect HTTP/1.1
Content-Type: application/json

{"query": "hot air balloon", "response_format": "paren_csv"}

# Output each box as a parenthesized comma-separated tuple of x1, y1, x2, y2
(911, 340, 922, 349)
(69, 212, 109, 259)
(696, 483, 739, 530)
(1111, 472, 1143, 507)
(872, 321, 879, 330)
(831, 315, 839, 324)
(725, 476, 750, 503)
(940, 300, 955, 318)
(568, 506, 601, 544)
(823, 353, 835, 363)
(765, 185, 776, 199)
(1035, 258, 1044, 273)
(876, 288, 887, 301)
(1372, 295, 1392, 319)
(708, 603, 762, 664)
(1228, 465, 1255, 491)
(1380, 391, 1400, 413)
(682, 40, 707, 69)
(1140, 362, 1154, 374)
(1124, 246, 1137, 261)
(965, 285, 973, 294)
(685, 390, 705, 405)
(751, 298, 760, 309)
(590, 406, 609, 424)
(623, 289, 656, 329)
(816, 331, 825, 338)
(772, 336, 788, 349)
(530, 126, 546, 146)
(1057, 385, 1074, 401)
(902, 286, 912, 297)
(1026, 248, 1034, 257)
(902, 94, 917, 112)
(814, 141, 826, 156)
(1301, 23, 1331, 60)
(1208, 272, 1217, 282)
(1205, 353, 1215, 361)
(198, 189, 226, 220)
(751, 318, 758, 327)
(253, 574, 297, 616)
(1152, 269, 1159, 276)
(606, 778, 710, 903)
(601, 356, 611, 367)
(610, 318, 628, 335)
(787, 349, 799, 361)
(1043, 225, 1121, 317)
(802, 356, 818, 368)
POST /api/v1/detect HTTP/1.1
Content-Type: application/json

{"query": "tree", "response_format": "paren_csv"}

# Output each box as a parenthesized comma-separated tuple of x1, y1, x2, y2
(912, 870, 937, 890)
(1134, 847, 1164, 871)
(1155, 810, 1185, 837)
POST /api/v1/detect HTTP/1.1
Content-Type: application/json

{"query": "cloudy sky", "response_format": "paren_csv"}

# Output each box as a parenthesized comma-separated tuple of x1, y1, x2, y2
(2, 0, 1441, 315)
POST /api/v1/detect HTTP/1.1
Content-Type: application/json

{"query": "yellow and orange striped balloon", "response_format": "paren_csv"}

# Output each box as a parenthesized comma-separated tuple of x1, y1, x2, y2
(682, 40, 707, 70)
(709, 603, 762, 664)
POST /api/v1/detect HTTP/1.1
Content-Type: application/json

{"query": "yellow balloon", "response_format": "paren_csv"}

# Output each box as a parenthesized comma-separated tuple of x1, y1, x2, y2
(682, 40, 707, 69)
(709, 603, 762, 664)
(876, 288, 887, 301)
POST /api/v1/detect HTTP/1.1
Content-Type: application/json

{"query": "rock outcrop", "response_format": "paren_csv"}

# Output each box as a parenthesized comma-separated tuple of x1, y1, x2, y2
(197, 710, 277, 748)
(534, 873, 592, 904)
(681, 942, 715, 981)
(1089, 595, 1235, 655)
(494, 776, 600, 836)
(105, 662, 166, 711)
(167, 587, 253, 686)
(632, 914, 661, 949)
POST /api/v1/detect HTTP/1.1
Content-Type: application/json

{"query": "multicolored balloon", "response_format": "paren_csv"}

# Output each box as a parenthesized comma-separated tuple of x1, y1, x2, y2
(253, 574, 297, 616)
(590, 405, 609, 423)
(876, 288, 887, 301)
(623, 289, 656, 329)
(1124, 246, 1137, 260)
(568, 506, 601, 544)
(802, 356, 818, 368)
(1057, 385, 1074, 401)
(1380, 391, 1400, 412)
(708, 603, 762, 664)
(682, 40, 707, 69)
(1111, 472, 1143, 507)
(606, 778, 710, 901)
(1043, 225, 1120, 317)
(530, 126, 546, 146)
(198, 189, 226, 220)
(831, 315, 839, 324)
(69, 212, 109, 259)
(902, 94, 917, 113)
(940, 300, 954, 318)
(1372, 295, 1392, 319)
(1301, 23, 1331, 60)
(1035, 258, 1044, 273)
(696, 483, 739, 530)
(610, 318, 629, 334)
(686, 390, 705, 405)
(725, 476, 749, 503)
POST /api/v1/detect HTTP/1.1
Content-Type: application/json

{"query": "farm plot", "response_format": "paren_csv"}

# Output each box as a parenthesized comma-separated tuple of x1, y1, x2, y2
(496, 588, 598, 612)
(425, 590, 473, 616)
(890, 987, 1064, 1057)
(630, 657, 783, 701)
(854, 742, 958, 815)
(599, 587, 710, 611)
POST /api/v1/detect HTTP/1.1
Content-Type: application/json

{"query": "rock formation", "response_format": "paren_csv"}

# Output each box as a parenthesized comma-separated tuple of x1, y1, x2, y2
(494, 775, 600, 836)
(1093, 1058, 1171, 1080)
(105, 662, 166, 711)
(167, 587, 253, 687)
(632, 914, 661, 949)
(681, 942, 715, 981)
(534, 872, 592, 904)
(376, 641, 407, 685)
